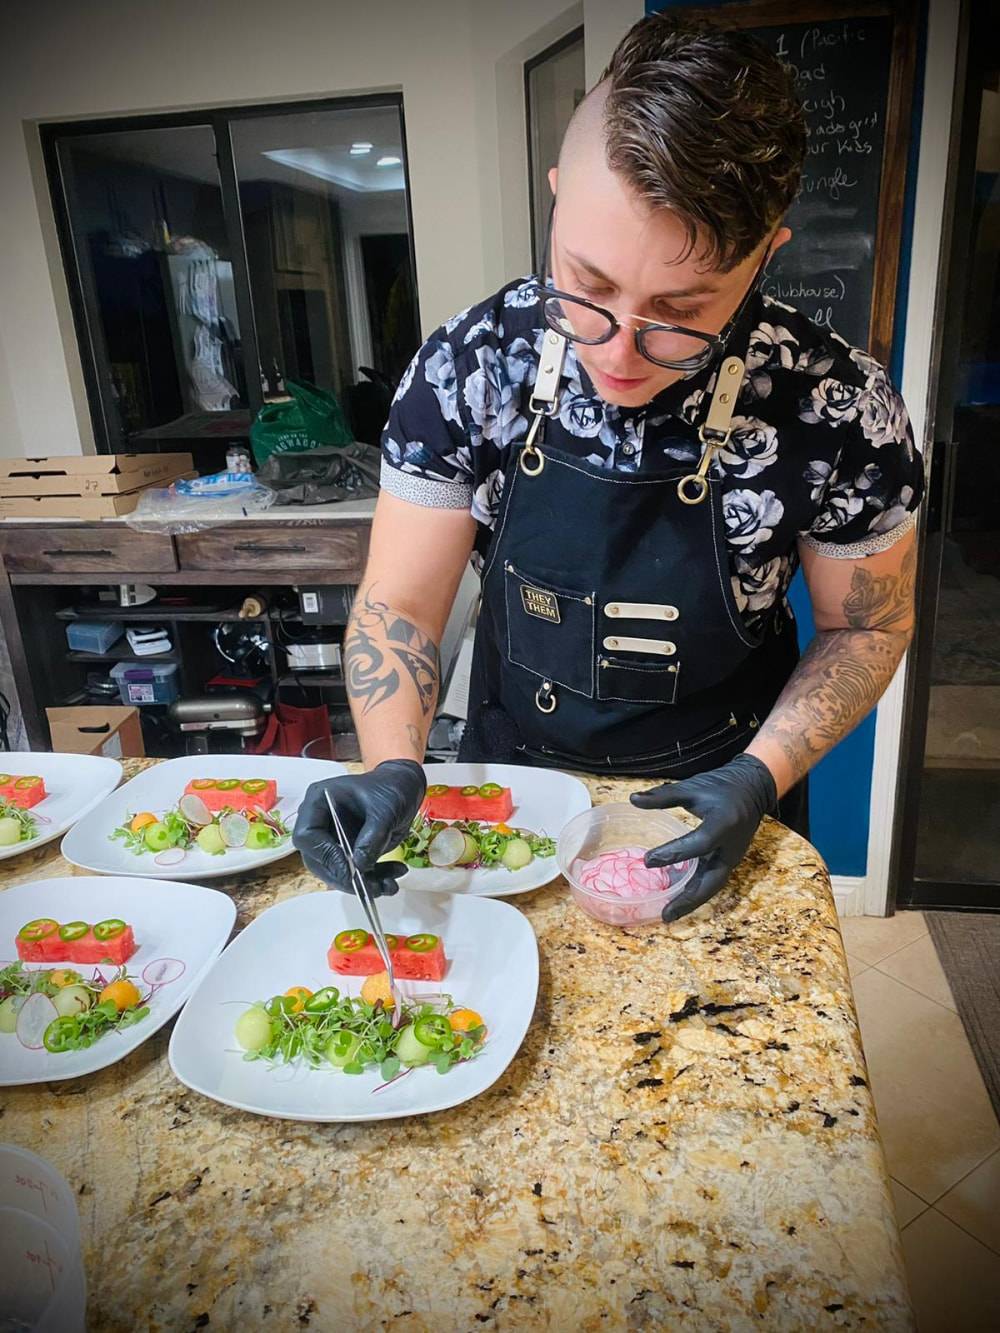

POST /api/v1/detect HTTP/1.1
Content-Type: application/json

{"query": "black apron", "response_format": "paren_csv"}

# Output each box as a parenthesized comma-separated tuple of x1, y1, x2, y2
(458, 338, 809, 837)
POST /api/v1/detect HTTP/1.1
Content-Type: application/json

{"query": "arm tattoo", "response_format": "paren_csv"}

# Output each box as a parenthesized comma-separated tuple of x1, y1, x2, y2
(344, 587, 440, 717)
(757, 543, 916, 783)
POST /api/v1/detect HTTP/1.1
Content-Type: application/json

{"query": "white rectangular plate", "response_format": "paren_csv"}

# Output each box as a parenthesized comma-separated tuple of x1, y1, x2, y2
(0, 875, 236, 1085)
(0, 752, 122, 863)
(168, 890, 538, 1122)
(60, 754, 346, 879)
(400, 763, 590, 897)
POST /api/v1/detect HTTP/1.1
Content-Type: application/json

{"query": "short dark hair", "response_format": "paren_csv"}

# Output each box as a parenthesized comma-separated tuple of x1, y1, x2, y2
(601, 14, 807, 271)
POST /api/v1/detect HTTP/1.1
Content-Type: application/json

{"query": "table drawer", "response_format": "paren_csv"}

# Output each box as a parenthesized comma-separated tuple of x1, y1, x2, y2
(0, 527, 177, 574)
(175, 525, 367, 577)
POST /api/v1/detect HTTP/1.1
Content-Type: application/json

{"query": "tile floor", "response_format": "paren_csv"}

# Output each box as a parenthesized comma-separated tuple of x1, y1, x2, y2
(841, 911, 1000, 1332)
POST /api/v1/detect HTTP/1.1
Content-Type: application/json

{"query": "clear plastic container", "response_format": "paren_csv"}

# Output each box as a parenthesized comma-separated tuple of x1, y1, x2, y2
(110, 660, 179, 705)
(556, 802, 697, 926)
(0, 1145, 86, 1331)
(65, 620, 124, 654)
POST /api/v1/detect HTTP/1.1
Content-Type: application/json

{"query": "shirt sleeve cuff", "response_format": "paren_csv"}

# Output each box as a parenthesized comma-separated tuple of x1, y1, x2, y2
(799, 509, 916, 560)
(379, 459, 474, 510)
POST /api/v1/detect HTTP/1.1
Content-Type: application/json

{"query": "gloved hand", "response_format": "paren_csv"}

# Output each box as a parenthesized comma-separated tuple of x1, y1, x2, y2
(630, 754, 777, 923)
(292, 759, 427, 897)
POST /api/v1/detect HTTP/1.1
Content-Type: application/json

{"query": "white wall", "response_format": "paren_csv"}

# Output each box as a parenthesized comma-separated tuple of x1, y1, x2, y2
(0, 0, 641, 459)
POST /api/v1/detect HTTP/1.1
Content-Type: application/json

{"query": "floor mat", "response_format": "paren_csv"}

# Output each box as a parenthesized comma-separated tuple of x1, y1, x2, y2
(926, 911, 1000, 1122)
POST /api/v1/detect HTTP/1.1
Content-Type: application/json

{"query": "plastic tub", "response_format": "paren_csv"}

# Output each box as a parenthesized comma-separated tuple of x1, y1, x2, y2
(0, 1146, 86, 1330)
(0, 1206, 86, 1332)
(110, 660, 179, 706)
(65, 620, 124, 654)
(556, 802, 697, 926)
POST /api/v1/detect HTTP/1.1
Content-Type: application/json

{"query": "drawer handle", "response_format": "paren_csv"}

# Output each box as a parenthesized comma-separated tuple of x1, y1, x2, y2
(42, 548, 114, 558)
(232, 543, 308, 555)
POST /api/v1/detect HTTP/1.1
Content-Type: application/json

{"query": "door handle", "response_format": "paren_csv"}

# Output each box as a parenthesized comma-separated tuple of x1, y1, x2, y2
(42, 548, 114, 558)
(233, 543, 308, 555)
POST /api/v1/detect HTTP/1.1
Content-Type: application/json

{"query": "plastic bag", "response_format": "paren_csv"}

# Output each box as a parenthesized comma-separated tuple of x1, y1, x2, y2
(249, 378, 354, 465)
(255, 444, 380, 506)
(125, 471, 276, 534)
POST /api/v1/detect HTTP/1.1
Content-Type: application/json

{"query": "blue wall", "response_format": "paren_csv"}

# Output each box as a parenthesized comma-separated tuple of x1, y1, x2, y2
(643, 0, 927, 876)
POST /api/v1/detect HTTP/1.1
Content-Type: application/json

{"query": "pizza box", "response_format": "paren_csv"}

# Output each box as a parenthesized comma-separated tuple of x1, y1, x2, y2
(0, 454, 195, 497)
(0, 477, 196, 520)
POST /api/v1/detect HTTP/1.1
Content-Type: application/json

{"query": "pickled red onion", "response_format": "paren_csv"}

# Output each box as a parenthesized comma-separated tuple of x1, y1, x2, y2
(573, 846, 690, 899)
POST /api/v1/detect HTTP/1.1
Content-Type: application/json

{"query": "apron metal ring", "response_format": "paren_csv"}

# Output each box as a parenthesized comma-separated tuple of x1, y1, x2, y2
(535, 682, 557, 713)
(677, 474, 709, 505)
(520, 444, 545, 477)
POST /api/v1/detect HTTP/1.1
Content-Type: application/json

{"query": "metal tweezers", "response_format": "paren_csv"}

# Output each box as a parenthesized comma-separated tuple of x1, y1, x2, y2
(323, 789, 402, 1013)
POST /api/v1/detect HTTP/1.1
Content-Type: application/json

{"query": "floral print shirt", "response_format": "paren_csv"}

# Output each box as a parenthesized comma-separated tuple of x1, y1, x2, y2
(380, 277, 924, 630)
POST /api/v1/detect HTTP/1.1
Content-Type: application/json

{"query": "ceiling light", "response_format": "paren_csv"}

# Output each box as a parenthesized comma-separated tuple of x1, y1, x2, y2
(349, 142, 372, 156)
(377, 155, 402, 167)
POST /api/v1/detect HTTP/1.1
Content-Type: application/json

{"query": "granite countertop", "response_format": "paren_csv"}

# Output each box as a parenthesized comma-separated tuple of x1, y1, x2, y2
(1, 760, 912, 1332)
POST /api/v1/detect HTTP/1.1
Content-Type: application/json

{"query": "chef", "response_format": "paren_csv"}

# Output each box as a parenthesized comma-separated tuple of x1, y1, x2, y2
(294, 14, 922, 922)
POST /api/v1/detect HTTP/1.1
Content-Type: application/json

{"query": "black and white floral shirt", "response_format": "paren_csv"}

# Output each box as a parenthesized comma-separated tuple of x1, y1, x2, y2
(380, 277, 923, 630)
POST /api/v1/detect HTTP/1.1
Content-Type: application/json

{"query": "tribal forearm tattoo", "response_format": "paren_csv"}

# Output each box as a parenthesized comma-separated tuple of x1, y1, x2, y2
(757, 543, 916, 783)
(343, 587, 441, 718)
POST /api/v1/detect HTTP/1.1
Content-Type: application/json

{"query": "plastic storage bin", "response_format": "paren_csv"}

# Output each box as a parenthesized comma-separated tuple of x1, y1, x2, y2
(110, 660, 179, 706)
(0, 1143, 86, 1331)
(65, 620, 124, 654)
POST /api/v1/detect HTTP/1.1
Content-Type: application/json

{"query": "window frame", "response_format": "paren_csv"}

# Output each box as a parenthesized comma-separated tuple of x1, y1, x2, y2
(40, 93, 420, 454)
(524, 25, 585, 275)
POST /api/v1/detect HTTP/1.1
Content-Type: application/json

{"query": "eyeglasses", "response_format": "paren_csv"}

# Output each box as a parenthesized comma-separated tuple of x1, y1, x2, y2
(538, 207, 770, 372)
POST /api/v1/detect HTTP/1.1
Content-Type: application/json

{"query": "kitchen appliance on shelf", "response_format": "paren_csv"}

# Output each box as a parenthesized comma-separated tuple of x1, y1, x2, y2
(167, 693, 267, 756)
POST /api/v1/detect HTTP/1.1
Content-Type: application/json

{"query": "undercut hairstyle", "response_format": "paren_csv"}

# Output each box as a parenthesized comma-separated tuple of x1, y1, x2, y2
(600, 14, 807, 271)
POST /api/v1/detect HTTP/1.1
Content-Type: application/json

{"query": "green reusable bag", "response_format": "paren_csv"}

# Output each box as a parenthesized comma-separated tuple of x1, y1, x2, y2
(250, 378, 354, 465)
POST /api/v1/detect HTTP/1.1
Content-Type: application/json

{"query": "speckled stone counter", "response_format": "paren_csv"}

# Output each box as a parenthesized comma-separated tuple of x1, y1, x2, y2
(1, 760, 912, 1332)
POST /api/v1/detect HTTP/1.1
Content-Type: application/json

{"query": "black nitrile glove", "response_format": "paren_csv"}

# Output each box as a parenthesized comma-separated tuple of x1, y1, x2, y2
(292, 759, 427, 897)
(631, 754, 777, 923)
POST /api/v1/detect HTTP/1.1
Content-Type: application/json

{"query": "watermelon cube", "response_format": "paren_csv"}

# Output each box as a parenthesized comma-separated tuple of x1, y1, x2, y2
(69, 924, 136, 967)
(327, 930, 384, 976)
(6, 776, 47, 809)
(184, 778, 277, 814)
(16, 918, 63, 963)
(392, 935, 447, 982)
(424, 784, 513, 824)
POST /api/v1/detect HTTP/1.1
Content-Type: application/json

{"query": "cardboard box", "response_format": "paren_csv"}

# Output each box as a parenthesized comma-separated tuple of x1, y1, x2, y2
(46, 705, 145, 760)
(0, 473, 197, 520)
(0, 454, 194, 498)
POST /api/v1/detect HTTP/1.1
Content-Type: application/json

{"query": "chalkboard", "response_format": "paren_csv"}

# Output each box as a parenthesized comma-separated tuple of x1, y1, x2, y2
(753, 17, 892, 351)
(652, 2, 917, 364)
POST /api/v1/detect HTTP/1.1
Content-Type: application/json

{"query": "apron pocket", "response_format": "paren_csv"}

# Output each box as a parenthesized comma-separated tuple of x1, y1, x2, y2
(504, 561, 595, 697)
(597, 654, 680, 705)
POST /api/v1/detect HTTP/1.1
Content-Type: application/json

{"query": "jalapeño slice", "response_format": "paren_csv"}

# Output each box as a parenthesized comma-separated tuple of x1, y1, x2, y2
(93, 919, 126, 941)
(241, 779, 269, 794)
(216, 779, 240, 791)
(191, 779, 217, 790)
(58, 921, 89, 942)
(0, 774, 12, 786)
(383, 934, 399, 952)
(478, 782, 503, 798)
(303, 986, 340, 1013)
(43, 1017, 77, 1054)
(14, 776, 42, 790)
(19, 918, 58, 943)
(413, 1014, 451, 1047)
(333, 928, 369, 954)
(426, 784, 450, 798)
(459, 785, 480, 797)
(404, 933, 438, 953)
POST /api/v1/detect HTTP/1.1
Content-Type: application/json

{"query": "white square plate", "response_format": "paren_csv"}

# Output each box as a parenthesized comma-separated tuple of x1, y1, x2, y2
(0, 875, 236, 1085)
(60, 754, 345, 879)
(400, 763, 591, 898)
(0, 752, 122, 863)
(168, 890, 538, 1122)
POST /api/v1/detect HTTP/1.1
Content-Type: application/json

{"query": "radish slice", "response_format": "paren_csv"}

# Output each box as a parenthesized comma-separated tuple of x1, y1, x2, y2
(17, 992, 58, 1050)
(142, 958, 186, 987)
(155, 847, 186, 866)
(427, 826, 469, 868)
(33, 814, 52, 824)
(178, 794, 212, 826)
(219, 813, 250, 848)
